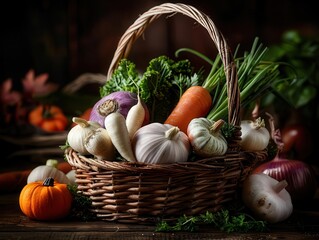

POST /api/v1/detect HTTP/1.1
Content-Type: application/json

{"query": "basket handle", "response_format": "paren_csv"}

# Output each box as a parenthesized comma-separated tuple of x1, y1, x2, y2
(106, 3, 240, 126)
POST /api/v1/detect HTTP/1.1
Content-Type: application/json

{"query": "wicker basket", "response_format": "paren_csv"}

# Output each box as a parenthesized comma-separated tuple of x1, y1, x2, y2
(65, 3, 267, 223)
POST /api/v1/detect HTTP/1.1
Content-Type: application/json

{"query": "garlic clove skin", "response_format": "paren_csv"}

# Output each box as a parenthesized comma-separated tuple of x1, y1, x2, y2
(67, 117, 101, 155)
(242, 173, 293, 223)
(84, 127, 115, 161)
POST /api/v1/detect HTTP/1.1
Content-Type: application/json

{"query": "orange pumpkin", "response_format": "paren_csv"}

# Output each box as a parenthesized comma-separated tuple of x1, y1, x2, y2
(19, 177, 73, 221)
(28, 104, 68, 132)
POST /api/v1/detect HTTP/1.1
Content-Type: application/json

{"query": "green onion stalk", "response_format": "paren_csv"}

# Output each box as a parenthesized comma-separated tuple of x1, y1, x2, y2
(175, 37, 293, 122)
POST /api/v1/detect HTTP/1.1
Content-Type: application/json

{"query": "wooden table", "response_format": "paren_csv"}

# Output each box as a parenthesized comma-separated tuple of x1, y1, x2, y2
(1, 191, 319, 240)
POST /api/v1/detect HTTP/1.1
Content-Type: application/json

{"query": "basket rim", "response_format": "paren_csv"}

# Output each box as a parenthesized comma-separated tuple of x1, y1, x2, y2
(105, 2, 240, 126)
(65, 147, 250, 173)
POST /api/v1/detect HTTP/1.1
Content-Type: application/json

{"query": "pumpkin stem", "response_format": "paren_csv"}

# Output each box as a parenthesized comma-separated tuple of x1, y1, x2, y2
(43, 177, 55, 187)
(209, 119, 225, 133)
(42, 104, 54, 119)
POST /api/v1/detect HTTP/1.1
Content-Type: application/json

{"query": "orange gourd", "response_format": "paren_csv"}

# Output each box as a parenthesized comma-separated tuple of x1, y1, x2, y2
(19, 177, 73, 221)
(28, 104, 69, 132)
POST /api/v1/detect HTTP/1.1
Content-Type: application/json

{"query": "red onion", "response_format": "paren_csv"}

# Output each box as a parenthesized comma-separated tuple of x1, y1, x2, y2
(252, 154, 317, 204)
(89, 91, 149, 128)
(254, 112, 318, 204)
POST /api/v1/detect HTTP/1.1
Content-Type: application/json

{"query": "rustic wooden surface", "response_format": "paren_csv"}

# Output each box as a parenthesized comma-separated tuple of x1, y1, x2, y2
(1, 191, 319, 240)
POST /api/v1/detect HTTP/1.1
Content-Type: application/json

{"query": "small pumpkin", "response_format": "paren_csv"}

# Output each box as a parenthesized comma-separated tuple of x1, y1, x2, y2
(187, 118, 228, 157)
(28, 104, 68, 132)
(19, 177, 73, 221)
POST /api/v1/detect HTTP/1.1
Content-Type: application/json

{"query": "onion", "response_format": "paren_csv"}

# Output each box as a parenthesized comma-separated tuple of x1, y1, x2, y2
(252, 154, 317, 204)
(253, 112, 318, 204)
(89, 91, 149, 128)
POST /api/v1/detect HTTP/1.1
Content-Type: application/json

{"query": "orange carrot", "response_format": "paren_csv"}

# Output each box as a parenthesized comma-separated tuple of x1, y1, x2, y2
(164, 86, 212, 134)
(0, 161, 72, 193)
(0, 170, 30, 193)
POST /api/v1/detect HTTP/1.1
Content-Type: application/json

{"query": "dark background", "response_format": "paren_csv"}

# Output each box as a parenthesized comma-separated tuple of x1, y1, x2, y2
(1, 0, 318, 87)
(1, 0, 319, 180)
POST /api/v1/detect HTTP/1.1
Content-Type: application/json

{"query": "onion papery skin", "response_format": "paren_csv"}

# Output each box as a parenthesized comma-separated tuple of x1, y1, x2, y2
(89, 91, 149, 128)
(252, 155, 317, 204)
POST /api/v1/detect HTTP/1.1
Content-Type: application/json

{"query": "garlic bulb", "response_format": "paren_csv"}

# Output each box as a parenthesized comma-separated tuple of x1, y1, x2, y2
(67, 117, 101, 155)
(132, 123, 190, 164)
(84, 127, 115, 161)
(242, 173, 293, 223)
(240, 117, 270, 151)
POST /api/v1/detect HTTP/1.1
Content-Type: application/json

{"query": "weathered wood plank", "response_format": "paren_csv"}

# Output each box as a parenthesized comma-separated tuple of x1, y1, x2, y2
(1, 192, 319, 240)
(0, 231, 319, 240)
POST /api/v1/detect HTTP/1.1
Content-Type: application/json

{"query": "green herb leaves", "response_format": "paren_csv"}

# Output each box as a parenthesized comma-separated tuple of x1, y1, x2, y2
(67, 184, 96, 221)
(155, 210, 267, 233)
(100, 55, 202, 123)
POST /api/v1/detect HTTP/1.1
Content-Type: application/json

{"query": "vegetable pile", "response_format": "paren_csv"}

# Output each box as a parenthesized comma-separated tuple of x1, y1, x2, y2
(65, 37, 288, 164)
(60, 37, 299, 226)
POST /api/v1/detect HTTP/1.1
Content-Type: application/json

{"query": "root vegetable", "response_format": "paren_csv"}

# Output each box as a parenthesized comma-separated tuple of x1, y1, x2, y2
(126, 94, 145, 140)
(164, 86, 212, 134)
(104, 112, 136, 162)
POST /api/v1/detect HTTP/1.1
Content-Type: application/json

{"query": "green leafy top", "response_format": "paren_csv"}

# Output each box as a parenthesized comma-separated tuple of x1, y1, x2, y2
(67, 184, 96, 221)
(99, 55, 202, 122)
(263, 30, 319, 109)
(175, 37, 293, 122)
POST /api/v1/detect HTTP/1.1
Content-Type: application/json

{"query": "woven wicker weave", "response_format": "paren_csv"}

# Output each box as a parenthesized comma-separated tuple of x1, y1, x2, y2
(65, 3, 267, 223)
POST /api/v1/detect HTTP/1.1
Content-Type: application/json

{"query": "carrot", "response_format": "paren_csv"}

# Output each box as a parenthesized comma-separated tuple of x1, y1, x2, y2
(164, 86, 212, 134)
(0, 161, 72, 193)
(0, 170, 30, 193)
(104, 112, 136, 162)
(126, 94, 146, 140)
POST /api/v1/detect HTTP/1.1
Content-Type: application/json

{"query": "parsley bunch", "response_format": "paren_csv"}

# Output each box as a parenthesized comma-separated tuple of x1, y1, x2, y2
(99, 55, 203, 123)
(155, 210, 267, 233)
